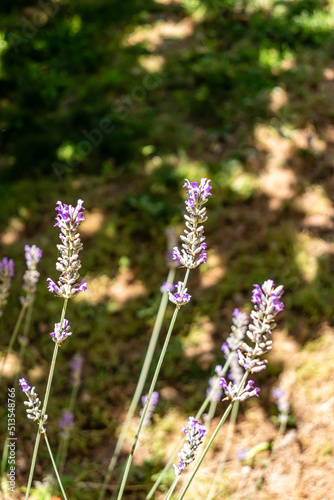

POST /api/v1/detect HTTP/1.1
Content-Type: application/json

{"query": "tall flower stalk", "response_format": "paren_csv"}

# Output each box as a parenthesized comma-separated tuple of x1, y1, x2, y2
(19, 379, 68, 499)
(0, 247, 42, 384)
(0, 257, 14, 318)
(56, 354, 84, 475)
(24, 200, 86, 499)
(116, 178, 212, 500)
(146, 309, 244, 499)
(177, 280, 284, 499)
(98, 231, 178, 500)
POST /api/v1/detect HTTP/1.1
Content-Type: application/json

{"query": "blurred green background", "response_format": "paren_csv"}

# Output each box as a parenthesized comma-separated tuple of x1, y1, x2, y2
(1, 0, 334, 498)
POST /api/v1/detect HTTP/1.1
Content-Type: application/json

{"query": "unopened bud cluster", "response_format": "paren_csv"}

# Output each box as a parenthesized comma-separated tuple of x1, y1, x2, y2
(238, 280, 284, 374)
(173, 417, 206, 476)
(140, 391, 159, 427)
(172, 178, 211, 269)
(19, 378, 48, 431)
(47, 199, 87, 299)
(0, 257, 14, 316)
(220, 280, 284, 403)
(20, 245, 42, 306)
(50, 319, 72, 345)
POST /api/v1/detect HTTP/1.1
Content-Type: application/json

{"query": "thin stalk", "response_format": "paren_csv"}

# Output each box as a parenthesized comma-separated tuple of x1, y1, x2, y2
(146, 350, 235, 499)
(57, 372, 81, 474)
(206, 400, 240, 500)
(206, 400, 218, 430)
(98, 267, 176, 500)
(1, 304, 34, 488)
(43, 433, 68, 500)
(251, 412, 288, 496)
(25, 298, 68, 499)
(177, 372, 249, 500)
(164, 475, 181, 500)
(116, 269, 190, 500)
(0, 305, 27, 384)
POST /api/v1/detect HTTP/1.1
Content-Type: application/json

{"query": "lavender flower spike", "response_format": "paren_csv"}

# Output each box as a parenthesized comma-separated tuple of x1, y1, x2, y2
(173, 417, 207, 476)
(140, 391, 159, 426)
(172, 178, 212, 269)
(220, 377, 260, 402)
(20, 245, 42, 306)
(19, 378, 48, 429)
(50, 319, 72, 345)
(168, 281, 191, 308)
(0, 257, 14, 316)
(47, 199, 87, 299)
(238, 279, 284, 375)
(59, 410, 74, 438)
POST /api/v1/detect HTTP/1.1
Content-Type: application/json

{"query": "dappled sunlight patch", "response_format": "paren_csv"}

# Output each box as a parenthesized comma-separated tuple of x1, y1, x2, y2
(123, 18, 194, 51)
(296, 186, 334, 230)
(138, 54, 165, 73)
(198, 251, 225, 289)
(254, 124, 293, 164)
(294, 232, 334, 284)
(182, 316, 215, 368)
(80, 210, 105, 237)
(0, 352, 20, 378)
(269, 86, 288, 113)
(259, 165, 297, 210)
(293, 128, 326, 153)
(75, 269, 147, 308)
(0, 217, 25, 245)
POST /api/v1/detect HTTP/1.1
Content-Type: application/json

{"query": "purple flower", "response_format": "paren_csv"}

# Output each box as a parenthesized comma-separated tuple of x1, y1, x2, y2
(50, 319, 72, 345)
(219, 377, 260, 402)
(168, 281, 191, 307)
(47, 199, 87, 299)
(273, 387, 290, 421)
(238, 280, 284, 374)
(70, 353, 84, 384)
(20, 245, 42, 306)
(0, 257, 14, 316)
(172, 178, 212, 269)
(174, 417, 207, 476)
(59, 410, 74, 437)
(19, 378, 31, 393)
(236, 448, 249, 462)
(160, 281, 175, 293)
(19, 379, 47, 426)
(140, 391, 159, 426)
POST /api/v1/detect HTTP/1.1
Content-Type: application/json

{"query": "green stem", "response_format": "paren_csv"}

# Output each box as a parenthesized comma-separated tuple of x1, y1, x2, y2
(25, 298, 68, 499)
(98, 268, 176, 500)
(57, 373, 81, 474)
(206, 400, 240, 500)
(43, 433, 68, 500)
(116, 269, 190, 500)
(164, 475, 180, 500)
(146, 351, 235, 499)
(0, 305, 27, 384)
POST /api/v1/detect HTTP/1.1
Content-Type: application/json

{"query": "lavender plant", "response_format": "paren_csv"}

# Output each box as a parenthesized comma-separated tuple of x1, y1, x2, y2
(56, 354, 84, 474)
(19, 379, 68, 499)
(99, 231, 178, 500)
(23, 199, 86, 499)
(146, 308, 248, 499)
(116, 178, 212, 500)
(0, 246, 42, 384)
(165, 417, 207, 500)
(140, 391, 159, 427)
(0, 257, 14, 317)
(177, 279, 284, 499)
